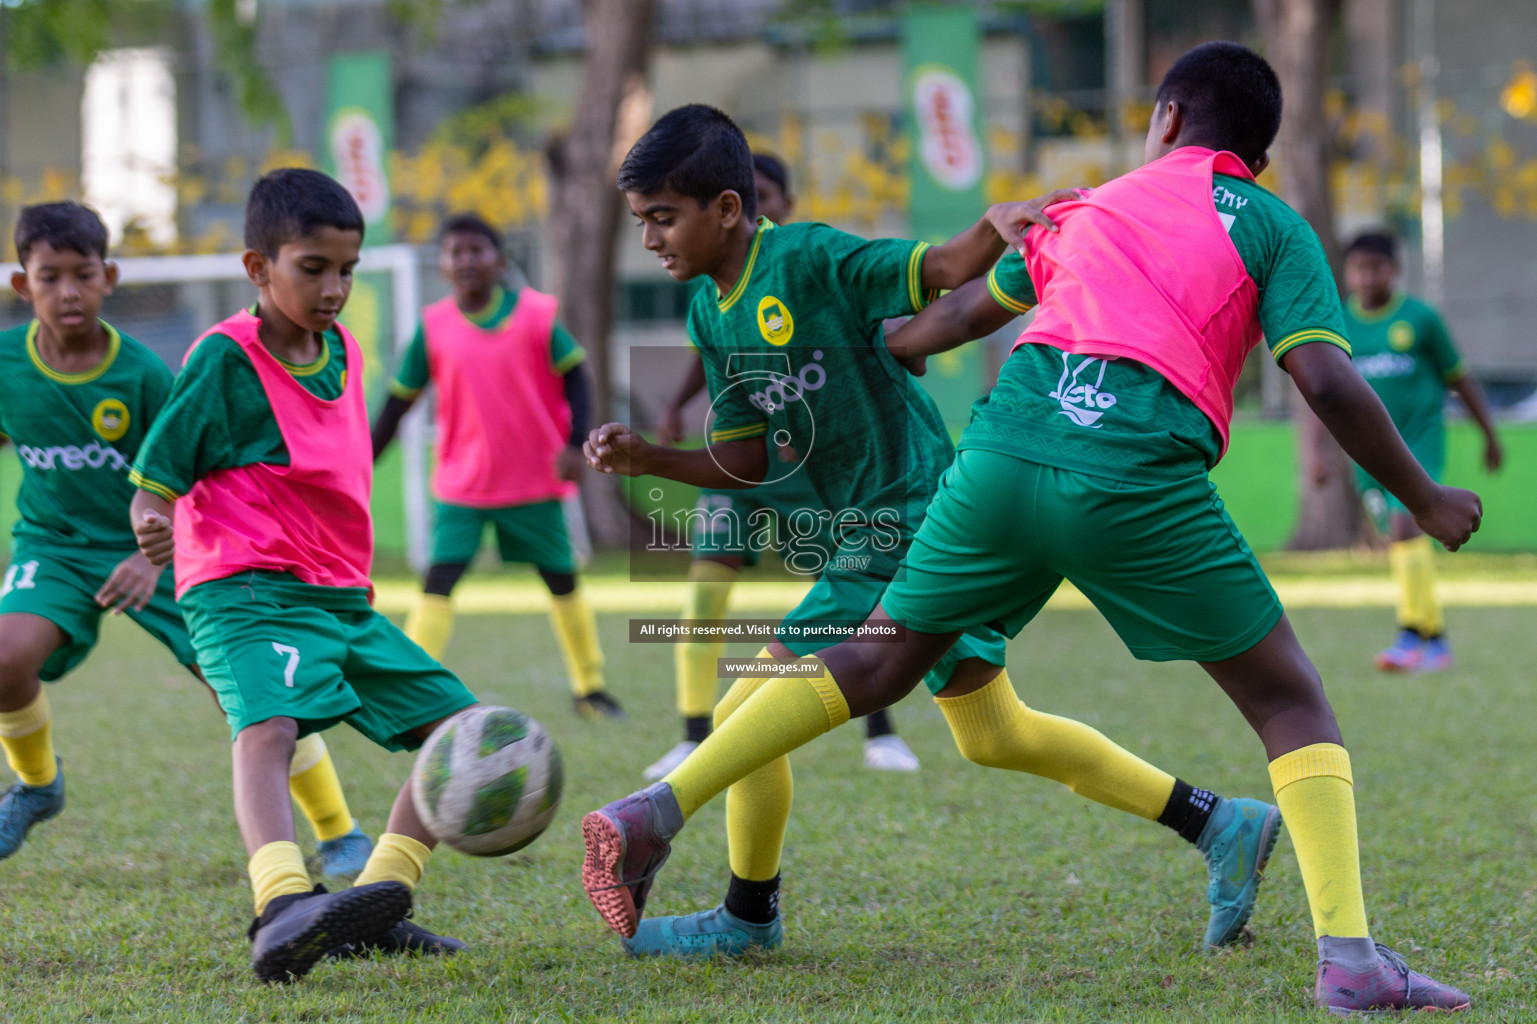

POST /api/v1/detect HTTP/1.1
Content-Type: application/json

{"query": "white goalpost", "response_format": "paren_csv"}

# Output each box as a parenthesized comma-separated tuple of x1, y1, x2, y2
(0, 244, 432, 570)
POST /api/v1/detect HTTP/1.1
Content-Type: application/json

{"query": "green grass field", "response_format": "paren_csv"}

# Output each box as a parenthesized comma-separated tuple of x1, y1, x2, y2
(0, 572, 1532, 1022)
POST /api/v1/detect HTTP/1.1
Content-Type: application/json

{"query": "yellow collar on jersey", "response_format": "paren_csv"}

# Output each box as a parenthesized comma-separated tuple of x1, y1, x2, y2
(26, 319, 121, 385)
(716, 218, 777, 314)
(1347, 291, 1407, 323)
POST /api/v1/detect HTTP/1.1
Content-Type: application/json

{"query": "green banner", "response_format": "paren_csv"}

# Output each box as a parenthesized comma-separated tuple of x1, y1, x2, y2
(323, 51, 394, 243)
(901, 6, 988, 425)
(323, 51, 395, 404)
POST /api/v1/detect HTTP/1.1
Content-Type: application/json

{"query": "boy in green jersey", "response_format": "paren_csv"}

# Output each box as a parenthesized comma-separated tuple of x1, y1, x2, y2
(371, 213, 621, 720)
(0, 202, 371, 874)
(581, 104, 1279, 962)
(647, 153, 918, 780)
(130, 171, 478, 982)
(581, 48, 1483, 1013)
(1339, 231, 1502, 672)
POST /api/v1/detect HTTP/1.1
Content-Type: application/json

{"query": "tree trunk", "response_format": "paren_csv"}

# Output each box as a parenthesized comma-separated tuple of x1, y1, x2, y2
(1253, 0, 1367, 550)
(546, 0, 656, 548)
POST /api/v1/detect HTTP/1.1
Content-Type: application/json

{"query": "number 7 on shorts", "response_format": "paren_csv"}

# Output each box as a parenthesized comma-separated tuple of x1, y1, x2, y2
(271, 643, 301, 688)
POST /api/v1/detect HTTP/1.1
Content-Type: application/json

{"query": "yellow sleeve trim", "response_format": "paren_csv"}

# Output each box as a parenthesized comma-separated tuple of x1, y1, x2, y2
(128, 469, 181, 501)
(553, 348, 587, 374)
(986, 266, 1034, 315)
(708, 422, 768, 443)
(1271, 329, 1351, 363)
(389, 380, 423, 400)
(906, 242, 932, 312)
(1443, 362, 1469, 384)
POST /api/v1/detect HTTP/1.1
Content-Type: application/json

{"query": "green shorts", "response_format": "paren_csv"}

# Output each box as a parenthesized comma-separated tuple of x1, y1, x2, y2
(432, 499, 574, 572)
(776, 565, 1009, 692)
(692, 469, 830, 569)
(881, 449, 1283, 683)
(180, 573, 477, 748)
(1355, 431, 1443, 532)
(0, 540, 197, 681)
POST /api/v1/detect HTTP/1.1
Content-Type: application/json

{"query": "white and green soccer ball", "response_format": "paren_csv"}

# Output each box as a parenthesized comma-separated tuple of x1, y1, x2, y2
(411, 705, 563, 857)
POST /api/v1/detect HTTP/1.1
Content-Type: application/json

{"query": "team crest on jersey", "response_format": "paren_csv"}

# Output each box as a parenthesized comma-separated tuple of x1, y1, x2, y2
(92, 398, 130, 441)
(756, 295, 795, 346)
(1388, 320, 1415, 352)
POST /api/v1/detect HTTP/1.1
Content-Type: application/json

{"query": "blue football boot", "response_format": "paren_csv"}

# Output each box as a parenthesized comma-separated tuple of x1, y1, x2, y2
(622, 904, 783, 959)
(1195, 796, 1283, 948)
(0, 759, 65, 861)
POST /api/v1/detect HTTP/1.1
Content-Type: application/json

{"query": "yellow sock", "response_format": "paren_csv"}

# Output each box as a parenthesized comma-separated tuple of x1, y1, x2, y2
(1268, 743, 1369, 939)
(936, 671, 1174, 819)
(1389, 536, 1442, 635)
(677, 560, 737, 717)
(287, 733, 354, 842)
(0, 690, 57, 787)
(712, 668, 793, 881)
(550, 588, 605, 697)
(405, 593, 455, 661)
(354, 832, 432, 890)
(664, 657, 848, 820)
(249, 840, 312, 915)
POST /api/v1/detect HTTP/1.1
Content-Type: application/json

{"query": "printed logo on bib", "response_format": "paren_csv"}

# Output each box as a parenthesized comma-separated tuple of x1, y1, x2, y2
(756, 295, 795, 346)
(1048, 352, 1117, 428)
(92, 398, 130, 441)
(17, 441, 129, 472)
(1388, 321, 1415, 352)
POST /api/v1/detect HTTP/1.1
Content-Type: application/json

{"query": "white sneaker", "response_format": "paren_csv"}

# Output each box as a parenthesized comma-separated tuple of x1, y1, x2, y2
(643, 741, 700, 781)
(863, 734, 920, 772)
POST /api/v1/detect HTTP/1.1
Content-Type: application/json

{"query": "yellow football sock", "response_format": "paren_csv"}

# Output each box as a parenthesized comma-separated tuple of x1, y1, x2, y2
(405, 593, 455, 661)
(664, 656, 848, 820)
(936, 671, 1174, 819)
(1269, 743, 1369, 939)
(0, 690, 57, 787)
(1389, 536, 1442, 635)
(712, 666, 793, 881)
(677, 560, 737, 717)
(250, 840, 312, 915)
(354, 832, 432, 890)
(287, 733, 354, 842)
(550, 588, 606, 697)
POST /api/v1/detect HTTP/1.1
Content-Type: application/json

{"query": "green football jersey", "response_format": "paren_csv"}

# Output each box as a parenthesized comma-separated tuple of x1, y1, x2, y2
(965, 173, 1351, 481)
(1342, 292, 1463, 451)
(689, 219, 948, 577)
(130, 322, 347, 500)
(0, 320, 173, 549)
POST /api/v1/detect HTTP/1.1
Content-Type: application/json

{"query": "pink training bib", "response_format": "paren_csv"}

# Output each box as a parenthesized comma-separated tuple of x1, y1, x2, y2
(1015, 147, 1263, 456)
(174, 310, 375, 598)
(423, 288, 575, 508)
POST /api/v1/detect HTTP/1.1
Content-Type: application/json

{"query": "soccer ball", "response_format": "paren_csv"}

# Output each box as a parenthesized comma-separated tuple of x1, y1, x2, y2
(411, 705, 563, 857)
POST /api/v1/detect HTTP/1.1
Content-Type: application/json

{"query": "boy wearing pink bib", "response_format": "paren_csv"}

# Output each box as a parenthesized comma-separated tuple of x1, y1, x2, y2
(580, 45, 1481, 1014)
(372, 214, 619, 720)
(130, 170, 478, 984)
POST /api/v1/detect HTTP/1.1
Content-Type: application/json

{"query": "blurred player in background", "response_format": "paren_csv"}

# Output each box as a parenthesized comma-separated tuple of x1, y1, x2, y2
(647, 154, 918, 779)
(372, 213, 621, 720)
(1338, 231, 1502, 672)
(0, 201, 371, 877)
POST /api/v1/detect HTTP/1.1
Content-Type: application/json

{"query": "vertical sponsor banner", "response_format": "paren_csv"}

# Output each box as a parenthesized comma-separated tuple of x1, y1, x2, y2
(902, 7, 987, 426)
(323, 51, 395, 406)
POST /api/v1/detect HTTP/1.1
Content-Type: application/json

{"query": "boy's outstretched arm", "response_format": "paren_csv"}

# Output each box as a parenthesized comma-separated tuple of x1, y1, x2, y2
(886, 277, 1018, 363)
(371, 393, 418, 461)
(1449, 374, 1503, 472)
(918, 190, 1081, 291)
(130, 489, 176, 566)
(584, 422, 769, 489)
(1284, 343, 1482, 550)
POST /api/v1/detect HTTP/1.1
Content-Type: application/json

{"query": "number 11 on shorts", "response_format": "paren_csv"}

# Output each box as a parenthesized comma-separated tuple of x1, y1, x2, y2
(271, 643, 300, 687)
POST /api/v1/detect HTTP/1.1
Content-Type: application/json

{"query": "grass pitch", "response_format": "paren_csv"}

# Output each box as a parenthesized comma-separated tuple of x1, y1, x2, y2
(0, 568, 1532, 1022)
